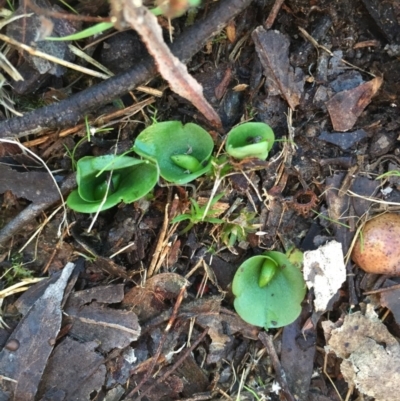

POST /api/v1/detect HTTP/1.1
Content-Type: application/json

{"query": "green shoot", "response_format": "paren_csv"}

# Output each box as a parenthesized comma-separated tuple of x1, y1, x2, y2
(220, 210, 258, 252)
(376, 170, 400, 180)
(312, 209, 350, 228)
(5, 0, 15, 12)
(64, 117, 113, 170)
(57, 0, 78, 14)
(46, 21, 114, 41)
(1, 254, 33, 286)
(45, 1, 202, 42)
(171, 194, 225, 234)
(64, 136, 87, 171)
(243, 386, 262, 401)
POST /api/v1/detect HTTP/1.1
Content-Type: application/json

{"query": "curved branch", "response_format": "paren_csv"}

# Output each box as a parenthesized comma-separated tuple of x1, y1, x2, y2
(0, 0, 252, 138)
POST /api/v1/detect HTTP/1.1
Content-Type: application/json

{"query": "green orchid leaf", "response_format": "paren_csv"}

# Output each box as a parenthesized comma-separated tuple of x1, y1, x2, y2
(226, 122, 275, 160)
(46, 22, 114, 41)
(67, 155, 159, 213)
(133, 121, 214, 184)
(171, 214, 192, 223)
(232, 251, 306, 329)
(204, 217, 224, 224)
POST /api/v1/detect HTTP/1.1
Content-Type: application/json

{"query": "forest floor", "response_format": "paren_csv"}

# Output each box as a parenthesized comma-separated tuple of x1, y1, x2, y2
(0, 0, 399, 400)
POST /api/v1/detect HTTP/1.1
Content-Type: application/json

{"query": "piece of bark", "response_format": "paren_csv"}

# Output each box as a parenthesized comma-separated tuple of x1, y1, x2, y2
(0, 164, 59, 204)
(65, 302, 140, 352)
(0, 262, 75, 399)
(281, 314, 316, 400)
(252, 27, 304, 110)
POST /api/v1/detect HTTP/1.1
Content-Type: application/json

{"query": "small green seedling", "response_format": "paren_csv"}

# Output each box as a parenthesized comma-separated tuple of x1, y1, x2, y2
(171, 193, 224, 234)
(67, 154, 159, 213)
(2, 253, 33, 286)
(133, 121, 214, 184)
(225, 122, 275, 160)
(220, 210, 258, 252)
(232, 249, 306, 329)
(46, 0, 202, 42)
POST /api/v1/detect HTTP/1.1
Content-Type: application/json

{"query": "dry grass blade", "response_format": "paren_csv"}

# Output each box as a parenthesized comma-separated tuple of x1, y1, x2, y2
(121, 2, 222, 129)
(0, 73, 23, 116)
(0, 49, 23, 81)
(0, 33, 110, 79)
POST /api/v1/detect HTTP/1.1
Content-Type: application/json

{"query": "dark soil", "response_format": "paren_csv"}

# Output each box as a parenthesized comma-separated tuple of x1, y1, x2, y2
(0, 0, 399, 400)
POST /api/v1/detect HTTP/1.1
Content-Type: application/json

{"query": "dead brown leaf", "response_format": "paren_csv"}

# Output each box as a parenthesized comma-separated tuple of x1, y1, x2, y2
(326, 76, 383, 131)
(120, 1, 222, 129)
(122, 273, 189, 322)
(252, 27, 304, 110)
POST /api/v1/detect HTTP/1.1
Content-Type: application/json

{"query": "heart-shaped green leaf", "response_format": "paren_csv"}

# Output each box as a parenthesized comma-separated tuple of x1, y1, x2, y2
(226, 122, 275, 160)
(133, 121, 214, 184)
(232, 251, 306, 329)
(67, 155, 159, 213)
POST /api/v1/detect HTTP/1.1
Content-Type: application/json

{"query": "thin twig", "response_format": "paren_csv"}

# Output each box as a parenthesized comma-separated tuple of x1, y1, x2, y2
(148, 202, 170, 277)
(258, 332, 296, 401)
(128, 327, 210, 401)
(363, 283, 400, 295)
(126, 286, 187, 397)
(264, 0, 285, 29)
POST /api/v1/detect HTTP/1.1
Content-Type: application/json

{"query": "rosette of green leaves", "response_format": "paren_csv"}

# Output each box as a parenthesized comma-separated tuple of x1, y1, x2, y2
(225, 122, 275, 160)
(232, 250, 306, 329)
(67, 155, 159, 213)
(132, 121, 214, 185)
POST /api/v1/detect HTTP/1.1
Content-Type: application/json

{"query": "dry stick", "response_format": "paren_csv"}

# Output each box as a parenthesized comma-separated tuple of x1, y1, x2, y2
(258, 332, 296, 401)
(25, 0, 110, 23)
(127, 327, 210, 401)
(0, 173, 76, 249)
(147, 202, 170, 277)
(126, 286, 187, 398)
(363, 283, 400, 295)
(122, 2, 222, 128)
(264, 0, 285, 29)
(0, 0, 252, 138)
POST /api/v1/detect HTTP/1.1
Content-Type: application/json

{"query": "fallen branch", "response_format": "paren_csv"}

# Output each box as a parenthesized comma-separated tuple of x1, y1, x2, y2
(0, 0, 252, 138)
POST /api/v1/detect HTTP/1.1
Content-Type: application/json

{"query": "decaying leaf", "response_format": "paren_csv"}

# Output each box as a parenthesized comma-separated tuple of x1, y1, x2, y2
(323, 306, 400, 401)
(303, 241, 346, 313)
(65, 285, 140, 352)
(0, 262, 75, 399)
(0, 164, 59, 204)
(122, 272, 189, 321)
(120, 1, 222, 128)
(37, 338, 106, 400)
(326, 76, 383, 132)
(252, 27, 304, 110)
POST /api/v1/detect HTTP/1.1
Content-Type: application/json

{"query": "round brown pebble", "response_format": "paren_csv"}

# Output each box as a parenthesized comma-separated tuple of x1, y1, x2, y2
(5, 339, 20, 351)
(352, 213, 400, 275)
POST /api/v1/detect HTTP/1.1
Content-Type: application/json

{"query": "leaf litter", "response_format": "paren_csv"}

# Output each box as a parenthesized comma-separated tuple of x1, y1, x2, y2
(0, 0, 400, 400)
(323, 306, 400, 401)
